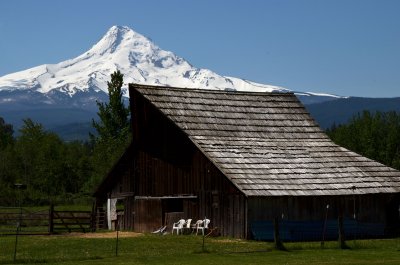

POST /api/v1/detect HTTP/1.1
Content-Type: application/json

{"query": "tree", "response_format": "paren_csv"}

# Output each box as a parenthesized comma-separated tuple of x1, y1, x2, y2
(327, 111, 400, 171)
(14, 119, 64, 203)
(90, 70, 131, 187)
(0, 117, 14, 149)
(92, 70, 130, 142)
(0, 117, 96, 205)
(0, 117, 16, 205)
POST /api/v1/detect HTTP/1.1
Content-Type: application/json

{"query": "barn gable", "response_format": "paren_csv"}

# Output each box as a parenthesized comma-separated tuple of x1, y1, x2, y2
(131, 84, 400, 197)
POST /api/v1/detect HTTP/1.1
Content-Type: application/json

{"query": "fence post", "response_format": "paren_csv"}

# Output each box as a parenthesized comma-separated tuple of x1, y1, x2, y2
(49, 204, 54, 234)
(91, 201, 96, 232)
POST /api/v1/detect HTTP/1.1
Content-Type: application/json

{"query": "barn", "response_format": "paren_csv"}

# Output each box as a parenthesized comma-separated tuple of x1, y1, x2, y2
(94, 84, 400, 239)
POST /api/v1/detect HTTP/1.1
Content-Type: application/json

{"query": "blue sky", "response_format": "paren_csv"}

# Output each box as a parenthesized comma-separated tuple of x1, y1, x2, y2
(0, 0, 399, 97)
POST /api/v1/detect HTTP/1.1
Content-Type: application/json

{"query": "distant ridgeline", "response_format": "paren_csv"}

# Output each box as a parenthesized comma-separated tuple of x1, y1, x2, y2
(326, 110, 400, 171)
(1, 94, 400, 141)
(304, 96, 400, 129)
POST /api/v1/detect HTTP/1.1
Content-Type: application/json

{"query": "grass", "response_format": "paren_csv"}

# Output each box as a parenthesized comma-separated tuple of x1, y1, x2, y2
(0, 233, 399, 265)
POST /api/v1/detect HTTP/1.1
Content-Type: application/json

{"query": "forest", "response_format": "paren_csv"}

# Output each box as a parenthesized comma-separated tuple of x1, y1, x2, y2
(327, 111, 400, 171)
(0, 70, 130, 206)
(1, 81, 400, 206)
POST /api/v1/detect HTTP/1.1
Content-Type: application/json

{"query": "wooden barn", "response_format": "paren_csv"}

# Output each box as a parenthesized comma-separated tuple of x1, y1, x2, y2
(94, 84, 400, 239)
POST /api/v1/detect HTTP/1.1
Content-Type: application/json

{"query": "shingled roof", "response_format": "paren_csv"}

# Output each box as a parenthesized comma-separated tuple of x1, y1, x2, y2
(131, 84, 400, 197)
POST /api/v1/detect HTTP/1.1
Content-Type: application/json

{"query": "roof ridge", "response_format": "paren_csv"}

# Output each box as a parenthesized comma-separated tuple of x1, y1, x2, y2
(130, 83, 295, 96)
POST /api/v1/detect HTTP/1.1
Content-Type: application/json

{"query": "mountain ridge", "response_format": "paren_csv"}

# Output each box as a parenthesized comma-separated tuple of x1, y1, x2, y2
(0, 25, 339, 101)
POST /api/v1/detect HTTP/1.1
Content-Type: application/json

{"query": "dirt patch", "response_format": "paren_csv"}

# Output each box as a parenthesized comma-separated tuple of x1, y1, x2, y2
(60, 231, 143, 238)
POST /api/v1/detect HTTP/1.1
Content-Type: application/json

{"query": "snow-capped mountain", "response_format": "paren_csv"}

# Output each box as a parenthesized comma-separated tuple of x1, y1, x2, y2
(0, 25, 304, 105)
(0, 25, 342, 139)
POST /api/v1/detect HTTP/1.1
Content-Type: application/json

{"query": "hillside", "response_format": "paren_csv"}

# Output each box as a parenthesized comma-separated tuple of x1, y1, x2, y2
(306, 97, 400, 129)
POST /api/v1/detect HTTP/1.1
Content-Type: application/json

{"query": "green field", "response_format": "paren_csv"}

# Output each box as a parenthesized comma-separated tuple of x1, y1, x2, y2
(1, 233, 399, 265)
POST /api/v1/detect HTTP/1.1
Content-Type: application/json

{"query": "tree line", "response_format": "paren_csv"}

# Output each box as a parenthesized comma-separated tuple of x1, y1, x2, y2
(327, 110, 400, 171)
(0, 70, 130, 206)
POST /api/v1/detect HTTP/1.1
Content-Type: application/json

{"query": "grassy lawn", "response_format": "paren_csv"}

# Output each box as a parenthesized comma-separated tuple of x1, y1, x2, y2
(0, 233, 399, 265)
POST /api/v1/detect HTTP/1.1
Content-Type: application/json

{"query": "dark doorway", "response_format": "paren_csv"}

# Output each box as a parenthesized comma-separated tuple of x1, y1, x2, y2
(162, 198, 184, 226)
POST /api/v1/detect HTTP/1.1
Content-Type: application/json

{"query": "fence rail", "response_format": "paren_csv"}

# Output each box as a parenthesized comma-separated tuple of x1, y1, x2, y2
(49, 206, 93, 233)
(0, 207, 49, 235)
(0, 206, 95, 236)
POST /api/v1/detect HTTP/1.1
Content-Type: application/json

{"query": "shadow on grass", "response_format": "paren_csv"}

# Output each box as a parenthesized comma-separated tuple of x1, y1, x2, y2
(193, 248, 211, 254)
(193, 248, 271, 255)
(0, 256, 103, 264)
(0, 259, 47, 265)
(225, 249, 271, 254)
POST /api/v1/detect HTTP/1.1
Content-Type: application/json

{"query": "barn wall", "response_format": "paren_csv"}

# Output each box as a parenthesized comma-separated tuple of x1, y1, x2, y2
(126, 89, 247, 237)
(247, 194, 397, 234)
(132, 149, 246, 237)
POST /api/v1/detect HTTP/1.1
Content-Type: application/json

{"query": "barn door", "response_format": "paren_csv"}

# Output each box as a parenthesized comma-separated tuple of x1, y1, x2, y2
(162, 198, 185, 228)
(134, 199, 162, 233)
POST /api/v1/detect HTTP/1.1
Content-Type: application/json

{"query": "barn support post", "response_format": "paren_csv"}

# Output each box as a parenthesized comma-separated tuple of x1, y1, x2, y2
(273, 216, 286, 250)
(107, 197, 112, 230)
(244, 198, 248, 239)
(338, 209, 349, 249)
(90, 201, 97, 232)
(321, 204, 330, 248)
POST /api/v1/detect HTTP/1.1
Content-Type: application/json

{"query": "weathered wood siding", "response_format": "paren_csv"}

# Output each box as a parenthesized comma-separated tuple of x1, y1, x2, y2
(132, 149, 246, 237)
(247, 194, 399, 236)
(129, 89, 246, 237)
(134, 198, 162, 233)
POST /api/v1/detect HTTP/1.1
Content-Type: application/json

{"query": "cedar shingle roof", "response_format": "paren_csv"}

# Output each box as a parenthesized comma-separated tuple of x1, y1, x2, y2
(131, 84, 400, 196)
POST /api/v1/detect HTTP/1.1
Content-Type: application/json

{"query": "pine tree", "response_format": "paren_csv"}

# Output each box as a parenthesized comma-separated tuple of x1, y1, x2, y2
(327, 111, 400, 171)
(92, 70, 130, 142)
(90, 70, 131, 187)
(0, 117, 14, 149)
(0, 117, 15, 205)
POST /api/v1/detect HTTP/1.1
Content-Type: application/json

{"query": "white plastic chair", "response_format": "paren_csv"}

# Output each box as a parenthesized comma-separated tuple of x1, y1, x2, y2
(172, 219, 186, 235)
(191, 219, 203, 233)
(196, 219, 210, 235)
(152, 226, 167, 235)
(183, 219, 192, 234)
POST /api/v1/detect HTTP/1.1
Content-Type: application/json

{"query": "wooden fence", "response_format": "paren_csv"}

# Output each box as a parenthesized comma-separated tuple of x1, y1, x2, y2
(49, 205, 94, 233)
(0, 207, 49, 235)
(0, 205, 95, 236)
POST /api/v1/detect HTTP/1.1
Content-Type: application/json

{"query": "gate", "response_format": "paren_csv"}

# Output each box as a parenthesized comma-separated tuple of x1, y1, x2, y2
(49, 205, 94, 233)
(0, 205, 95, 235)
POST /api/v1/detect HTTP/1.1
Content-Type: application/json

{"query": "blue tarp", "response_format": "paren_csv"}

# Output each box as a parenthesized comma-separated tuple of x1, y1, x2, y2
(251, 219, 385, 241)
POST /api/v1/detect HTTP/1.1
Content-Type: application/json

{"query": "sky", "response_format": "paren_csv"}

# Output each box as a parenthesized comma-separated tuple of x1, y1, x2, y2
(0, 0, 399, 98)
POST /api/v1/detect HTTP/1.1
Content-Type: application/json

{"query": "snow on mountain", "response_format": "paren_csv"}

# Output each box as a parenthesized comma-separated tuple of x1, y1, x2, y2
(0, 25, 349, 140)
(0, 25, 294, 102)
